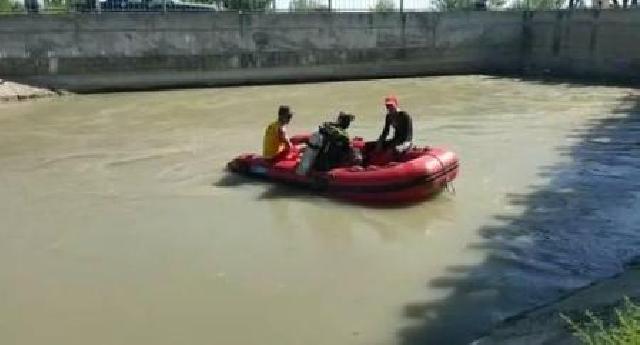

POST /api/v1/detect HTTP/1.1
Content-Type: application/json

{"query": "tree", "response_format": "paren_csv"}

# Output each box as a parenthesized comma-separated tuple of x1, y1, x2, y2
(371, 0, 395, 11)
(0, 0, 23, 12)
(433, 0, 469, 10)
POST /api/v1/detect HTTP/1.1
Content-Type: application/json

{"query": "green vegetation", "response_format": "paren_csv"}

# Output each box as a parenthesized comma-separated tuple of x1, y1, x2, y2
(371, 0, 395, 11)
(562, 297, 640, 345)
(0, 0, 23, 12)
(44, 0, 76, 12)
(433, 0, 468, 10)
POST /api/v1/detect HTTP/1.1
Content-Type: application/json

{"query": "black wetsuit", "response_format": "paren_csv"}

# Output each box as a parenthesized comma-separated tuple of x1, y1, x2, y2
(377, 110, 413, 148)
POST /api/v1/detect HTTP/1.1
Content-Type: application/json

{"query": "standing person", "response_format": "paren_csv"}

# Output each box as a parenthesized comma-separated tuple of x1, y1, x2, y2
(263, 105, 294, 161)
(375, 95, 413, 154)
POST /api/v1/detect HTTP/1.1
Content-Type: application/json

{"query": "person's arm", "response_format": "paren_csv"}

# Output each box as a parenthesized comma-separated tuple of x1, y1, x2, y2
(390, 112, 413, 146)
(377, 114, 391, 147)
(404, 112, 413, 143)
(280, 125, 292, 150)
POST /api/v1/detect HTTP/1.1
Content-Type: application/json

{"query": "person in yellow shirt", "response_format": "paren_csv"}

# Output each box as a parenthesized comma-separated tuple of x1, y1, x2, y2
(263, 105, 293, 161)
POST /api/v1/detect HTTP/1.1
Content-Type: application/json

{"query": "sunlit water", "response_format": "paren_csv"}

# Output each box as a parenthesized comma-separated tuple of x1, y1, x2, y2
(1, 76, 639, 345)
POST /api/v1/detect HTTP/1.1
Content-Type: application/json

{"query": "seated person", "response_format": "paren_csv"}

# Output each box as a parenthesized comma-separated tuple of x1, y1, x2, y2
(313, 112, 357, 172)
(263, 105, 294, 161)
(372, 95, 413, 154)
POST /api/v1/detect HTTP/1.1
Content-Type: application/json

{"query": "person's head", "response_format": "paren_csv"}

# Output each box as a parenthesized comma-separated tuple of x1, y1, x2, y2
(384, 95, 399, 114)
(277, 105, 293, 125)
(336, 111, 355, 130)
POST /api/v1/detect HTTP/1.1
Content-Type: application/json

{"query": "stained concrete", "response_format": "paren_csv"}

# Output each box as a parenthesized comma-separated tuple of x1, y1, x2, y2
(0, 12, 524, 91)
(523, 10, 640, 82)
(1, 11, 640, 95)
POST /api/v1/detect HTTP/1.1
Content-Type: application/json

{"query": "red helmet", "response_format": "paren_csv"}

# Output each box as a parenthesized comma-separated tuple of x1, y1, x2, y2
(384, 95, 399, 108)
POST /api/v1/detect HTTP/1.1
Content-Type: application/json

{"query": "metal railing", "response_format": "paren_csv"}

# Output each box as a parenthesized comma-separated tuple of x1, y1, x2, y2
(1, 0, 639, 14)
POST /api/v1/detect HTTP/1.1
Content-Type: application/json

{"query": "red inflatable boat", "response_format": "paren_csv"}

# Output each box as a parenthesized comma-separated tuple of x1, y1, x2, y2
(227, 135, 459, 204)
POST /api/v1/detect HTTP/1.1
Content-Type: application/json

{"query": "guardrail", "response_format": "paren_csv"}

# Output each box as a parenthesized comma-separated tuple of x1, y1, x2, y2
(1, 0, 639, 14)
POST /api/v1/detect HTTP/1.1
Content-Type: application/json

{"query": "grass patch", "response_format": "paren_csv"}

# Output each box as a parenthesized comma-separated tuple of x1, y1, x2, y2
(0, 0, 24, 12)
(562, 297, 640, 345)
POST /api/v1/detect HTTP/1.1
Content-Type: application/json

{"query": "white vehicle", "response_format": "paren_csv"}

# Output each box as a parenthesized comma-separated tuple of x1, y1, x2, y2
(146, 0, 221, 10)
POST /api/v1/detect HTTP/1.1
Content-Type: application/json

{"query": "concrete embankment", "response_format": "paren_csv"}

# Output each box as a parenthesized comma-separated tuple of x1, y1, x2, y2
(523, 10, 640, 82)
(472, 262, 640, 345)
(2, 10, 640, 92)
(0, 12, 525, 92)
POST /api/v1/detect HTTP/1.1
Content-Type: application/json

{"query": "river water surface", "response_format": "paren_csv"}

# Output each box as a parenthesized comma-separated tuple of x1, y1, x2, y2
(1, 76, 639, 345)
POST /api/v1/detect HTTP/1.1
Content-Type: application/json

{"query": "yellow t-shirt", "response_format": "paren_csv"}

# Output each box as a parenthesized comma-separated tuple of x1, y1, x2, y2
(263, 121, 286, 159)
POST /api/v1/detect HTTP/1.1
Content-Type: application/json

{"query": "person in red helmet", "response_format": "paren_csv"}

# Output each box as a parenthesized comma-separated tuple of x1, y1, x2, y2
(375, 95, 413, 153)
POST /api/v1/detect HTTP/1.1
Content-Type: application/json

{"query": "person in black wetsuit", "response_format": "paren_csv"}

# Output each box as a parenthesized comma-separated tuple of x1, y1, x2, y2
(313, 112, 357, 172)
(370, 95, 413, 155)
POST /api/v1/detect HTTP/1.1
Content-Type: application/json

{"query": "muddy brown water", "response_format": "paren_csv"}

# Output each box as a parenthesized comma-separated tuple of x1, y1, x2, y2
(1, 76, 639, 345)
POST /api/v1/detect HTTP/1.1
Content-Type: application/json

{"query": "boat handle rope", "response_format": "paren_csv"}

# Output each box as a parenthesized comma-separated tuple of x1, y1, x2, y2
(423, 150, 456, 195)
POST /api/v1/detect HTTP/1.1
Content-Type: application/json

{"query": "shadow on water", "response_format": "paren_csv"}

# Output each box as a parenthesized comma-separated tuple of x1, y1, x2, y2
(213, 173, 257, 188)
(398, 93, 640, 345)
(214, 172, 319, 201)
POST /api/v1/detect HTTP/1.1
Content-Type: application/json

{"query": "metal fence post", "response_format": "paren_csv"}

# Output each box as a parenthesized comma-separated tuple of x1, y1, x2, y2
(400, 0, 403, 12)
